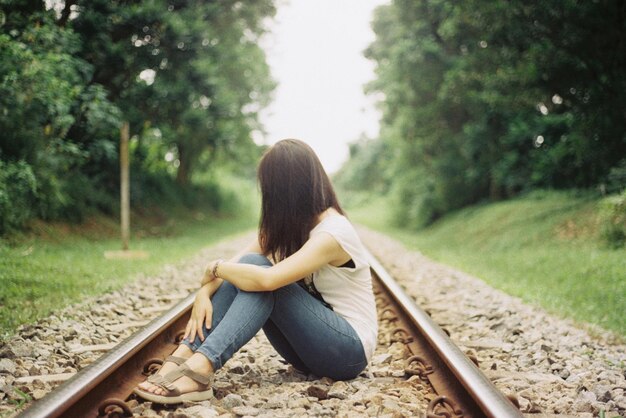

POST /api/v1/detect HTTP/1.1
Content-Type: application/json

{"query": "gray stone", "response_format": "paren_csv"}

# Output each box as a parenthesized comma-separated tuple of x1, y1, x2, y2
(0, 359, 17, 374)
(328, 381, 349, 400)
(591, 385, 612, 403)
(265, 400, 283, 409)
(222, 393, 244, 409)
(178, 405, 219, 418)
(227, 361, 245, 375)
(372, 353, 392, 365)
(579, 390, 597, 403)
(2, 343, 34, 359)
(31, 389, 47, 400)
(559, 368, 571, 380)
(232, 405, 259, 416)
(287, 397, 310, 409)
(573, 399, 595, 413)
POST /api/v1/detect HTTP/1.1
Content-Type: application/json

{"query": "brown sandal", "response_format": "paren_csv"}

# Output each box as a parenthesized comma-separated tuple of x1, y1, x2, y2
(133, 364, 213, 404)
(146, 356, 188, 384)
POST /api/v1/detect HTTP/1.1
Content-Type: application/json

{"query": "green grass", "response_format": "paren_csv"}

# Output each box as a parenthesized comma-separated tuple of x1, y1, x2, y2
(0, 173, 261, 340)
(346, 190, 626, 337)
(0, 212, 256, 340)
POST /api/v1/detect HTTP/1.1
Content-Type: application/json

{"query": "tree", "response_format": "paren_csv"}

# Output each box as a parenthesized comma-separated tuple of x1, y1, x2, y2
(68, 0, 275, 185)
(348, 0, 626, 228)
(0, 0, 276, 232)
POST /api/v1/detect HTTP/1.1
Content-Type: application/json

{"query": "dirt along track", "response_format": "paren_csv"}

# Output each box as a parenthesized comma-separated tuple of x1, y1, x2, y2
(2, 228, 625, 417)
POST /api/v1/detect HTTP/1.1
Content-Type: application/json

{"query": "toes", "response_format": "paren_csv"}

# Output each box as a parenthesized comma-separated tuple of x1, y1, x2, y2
(142, 383, 158, 393)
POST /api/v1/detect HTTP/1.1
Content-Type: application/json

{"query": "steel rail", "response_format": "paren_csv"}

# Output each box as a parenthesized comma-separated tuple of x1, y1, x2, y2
(17, 293, 197, 418)
(366, 249, 522, 418)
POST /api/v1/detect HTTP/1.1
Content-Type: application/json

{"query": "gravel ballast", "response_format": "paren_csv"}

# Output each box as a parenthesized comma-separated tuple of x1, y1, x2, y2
(1, 228, 624, 417)
(358, 226, 626, 417)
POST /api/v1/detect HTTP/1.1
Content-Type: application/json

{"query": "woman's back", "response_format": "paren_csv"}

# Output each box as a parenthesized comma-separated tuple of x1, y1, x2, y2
(309, 214, 378, 362)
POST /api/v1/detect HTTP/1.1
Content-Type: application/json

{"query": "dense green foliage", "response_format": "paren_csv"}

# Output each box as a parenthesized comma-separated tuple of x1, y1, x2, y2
(346, 190, 626, 337)
(599, 189, 626, 248)
(338, 0, 626, 228)
(0, 0, 275, 234)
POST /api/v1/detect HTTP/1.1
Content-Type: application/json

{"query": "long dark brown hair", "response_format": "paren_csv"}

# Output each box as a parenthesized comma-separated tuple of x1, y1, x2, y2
(257, 139, 344, 262)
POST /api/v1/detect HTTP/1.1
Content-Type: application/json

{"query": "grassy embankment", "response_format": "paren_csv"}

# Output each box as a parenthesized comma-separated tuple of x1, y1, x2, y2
(0, 176, 259, 340)
(346, 190, 626, 338)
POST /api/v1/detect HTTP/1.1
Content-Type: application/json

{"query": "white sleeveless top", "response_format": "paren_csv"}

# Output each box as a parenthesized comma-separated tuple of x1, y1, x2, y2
(309, 215, 378, 362)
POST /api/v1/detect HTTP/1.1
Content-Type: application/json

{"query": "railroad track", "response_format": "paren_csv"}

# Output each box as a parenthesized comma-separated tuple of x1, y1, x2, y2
(17, 252, 523, 418)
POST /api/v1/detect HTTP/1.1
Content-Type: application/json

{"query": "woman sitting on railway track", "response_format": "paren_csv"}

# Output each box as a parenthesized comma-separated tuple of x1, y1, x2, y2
(134, 138, 378, 404)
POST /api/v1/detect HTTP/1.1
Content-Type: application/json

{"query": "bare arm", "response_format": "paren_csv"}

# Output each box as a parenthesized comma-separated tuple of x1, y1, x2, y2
(211, 232, 349, 292)
(199, 236, 265, 287)
(185, 237, 263, 341)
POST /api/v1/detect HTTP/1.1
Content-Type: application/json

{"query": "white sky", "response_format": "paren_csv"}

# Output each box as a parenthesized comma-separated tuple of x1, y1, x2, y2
(258, 0, 388, 174)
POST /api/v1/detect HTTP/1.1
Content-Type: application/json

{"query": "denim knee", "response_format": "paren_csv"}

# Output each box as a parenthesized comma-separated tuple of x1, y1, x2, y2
(238, 253, 272, 267)
(194, 288, 274, 370)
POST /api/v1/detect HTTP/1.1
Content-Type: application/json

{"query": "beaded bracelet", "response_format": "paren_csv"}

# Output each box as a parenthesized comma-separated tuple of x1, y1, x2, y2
(212, 259, 223, 279)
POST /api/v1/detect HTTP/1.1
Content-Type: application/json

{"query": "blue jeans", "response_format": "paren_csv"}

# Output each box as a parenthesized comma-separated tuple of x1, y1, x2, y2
(181, 253, 367, 380)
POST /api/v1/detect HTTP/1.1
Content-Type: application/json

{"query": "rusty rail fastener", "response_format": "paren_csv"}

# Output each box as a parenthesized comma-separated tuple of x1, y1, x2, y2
(174, 331, 186, 344)
(404, 355, 434, 380)
(391, 327, 414, 344)
(380, 308, 398, 321)
(97, 398, 133, 418)
(142, 358, 163, 376)
(427, 395, 464, 418)
(375, 295, 389, 308)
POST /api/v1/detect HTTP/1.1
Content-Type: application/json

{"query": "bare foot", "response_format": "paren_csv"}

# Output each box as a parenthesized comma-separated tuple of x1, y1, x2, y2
(144, 353, 214, 396)
(138, 344, 194, 392)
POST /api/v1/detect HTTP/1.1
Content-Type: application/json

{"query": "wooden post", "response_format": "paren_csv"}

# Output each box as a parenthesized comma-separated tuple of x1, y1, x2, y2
(104, 122, 148, 260)
(120, 122, 130, 251)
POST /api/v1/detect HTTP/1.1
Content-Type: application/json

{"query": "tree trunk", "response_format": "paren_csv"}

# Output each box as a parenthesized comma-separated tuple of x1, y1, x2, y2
(176, 145, 192, 186)
(57, 0, 77, 27)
